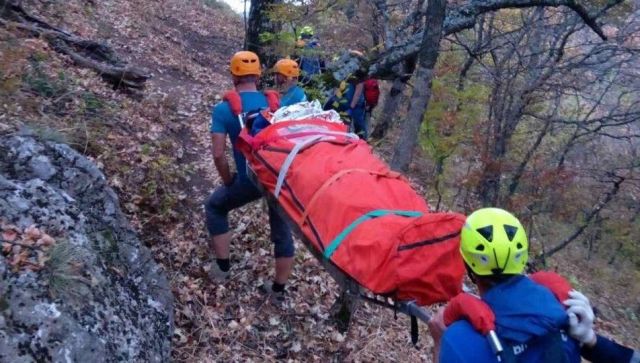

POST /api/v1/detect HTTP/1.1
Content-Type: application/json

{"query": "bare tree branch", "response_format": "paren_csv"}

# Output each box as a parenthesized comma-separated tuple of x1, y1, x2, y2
(536, 174, 625, 262)
(331, 0, 623, 79)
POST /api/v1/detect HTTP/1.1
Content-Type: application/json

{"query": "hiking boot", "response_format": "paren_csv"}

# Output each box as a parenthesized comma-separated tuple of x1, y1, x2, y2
(208, 261, 230, 283)
(260, 281, 286, 308)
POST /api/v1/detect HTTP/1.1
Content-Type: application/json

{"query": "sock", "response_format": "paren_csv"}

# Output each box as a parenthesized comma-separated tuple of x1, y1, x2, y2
(216, 258, 230, 272)
(271, 282, 285, 293)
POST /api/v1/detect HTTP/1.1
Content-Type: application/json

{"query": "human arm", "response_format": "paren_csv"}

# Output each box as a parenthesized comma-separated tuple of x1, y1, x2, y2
(428, 306, 446, 361)
(581, 335, 638, 363)
(350, 82, 364, 109)
(210, 133, 234, 186)
(564, 291, 638, 363)
(210, 104, 235, 186)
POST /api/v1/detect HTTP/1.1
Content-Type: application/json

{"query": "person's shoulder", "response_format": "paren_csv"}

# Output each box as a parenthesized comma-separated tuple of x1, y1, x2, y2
(441, 321, 494, 363)
(443, 320, 484, 340)
(291, 86, 305, 98)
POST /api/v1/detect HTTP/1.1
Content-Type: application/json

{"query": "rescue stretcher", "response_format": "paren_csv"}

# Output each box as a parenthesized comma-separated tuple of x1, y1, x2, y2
(247, 167, 437, 343)
(234, 113, 470, 344)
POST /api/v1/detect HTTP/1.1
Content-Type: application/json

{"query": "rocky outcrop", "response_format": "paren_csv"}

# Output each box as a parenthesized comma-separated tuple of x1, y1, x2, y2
(0, 133, 173, 362)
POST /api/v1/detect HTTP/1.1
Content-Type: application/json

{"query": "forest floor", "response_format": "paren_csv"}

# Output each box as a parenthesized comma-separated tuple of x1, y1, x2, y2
(0, 0, 637, 361)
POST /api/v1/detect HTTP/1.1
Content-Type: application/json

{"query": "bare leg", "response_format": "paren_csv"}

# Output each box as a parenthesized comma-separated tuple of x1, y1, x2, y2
(274, 256, 294, 284)
(210, 231, 231, 259)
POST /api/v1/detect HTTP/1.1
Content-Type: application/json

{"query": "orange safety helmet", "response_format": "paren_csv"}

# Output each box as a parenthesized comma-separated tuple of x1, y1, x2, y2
(230, 51, 261, 76)
(273, 58, 300, 78)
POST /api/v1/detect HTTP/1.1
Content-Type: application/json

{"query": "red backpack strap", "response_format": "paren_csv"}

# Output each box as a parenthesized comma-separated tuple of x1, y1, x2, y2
(529, 271, 572, 302)
(263, 90, 280, 112)
(223, 90, 242, 116)
(443, 292, 496, 334)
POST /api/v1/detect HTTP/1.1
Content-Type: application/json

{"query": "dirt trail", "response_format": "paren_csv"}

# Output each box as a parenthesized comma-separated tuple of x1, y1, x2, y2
(119, 5, 435, 362)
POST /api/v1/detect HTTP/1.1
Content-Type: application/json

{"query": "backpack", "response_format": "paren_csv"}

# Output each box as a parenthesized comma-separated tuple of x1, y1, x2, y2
(222, 90, 280, 135)
(363, 78, 380, 109)
(444, 273, 575, 363)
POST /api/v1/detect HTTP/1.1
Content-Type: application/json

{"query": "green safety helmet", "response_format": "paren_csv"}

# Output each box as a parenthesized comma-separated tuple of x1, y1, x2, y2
(299, 26, 314, 38)
(460, 208, 529, 276)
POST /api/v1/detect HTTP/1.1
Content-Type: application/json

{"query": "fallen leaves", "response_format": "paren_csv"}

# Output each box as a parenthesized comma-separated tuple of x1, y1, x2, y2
(2, 228, 17, 242)
(0, 222, 57, 272)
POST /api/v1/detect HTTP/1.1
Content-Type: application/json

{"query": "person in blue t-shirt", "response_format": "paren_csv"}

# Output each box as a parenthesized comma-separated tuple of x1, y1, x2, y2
(204, 51, 294, 306)
(428, 208, 582, 363)
(273, 58, 307, 107)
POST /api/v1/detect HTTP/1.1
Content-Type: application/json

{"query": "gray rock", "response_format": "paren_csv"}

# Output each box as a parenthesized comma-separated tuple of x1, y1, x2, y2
(0, 174, 18, 190)
(29, 155, 56, 180)
(0, 135, 173, 362)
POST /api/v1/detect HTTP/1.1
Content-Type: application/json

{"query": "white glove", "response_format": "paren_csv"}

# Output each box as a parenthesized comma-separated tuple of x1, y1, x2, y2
(563, 290, 597, 347)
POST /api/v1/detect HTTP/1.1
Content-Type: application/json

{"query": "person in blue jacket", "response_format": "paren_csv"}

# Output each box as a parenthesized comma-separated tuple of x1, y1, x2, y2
(296, 26, 325, 84)
(429, 208, 582, 363)
(273, 58, 307, 107)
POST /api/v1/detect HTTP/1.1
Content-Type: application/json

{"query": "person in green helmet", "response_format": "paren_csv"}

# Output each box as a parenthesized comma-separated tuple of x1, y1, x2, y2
(296, 25, 324, 84)
(428, 208, 582, 363)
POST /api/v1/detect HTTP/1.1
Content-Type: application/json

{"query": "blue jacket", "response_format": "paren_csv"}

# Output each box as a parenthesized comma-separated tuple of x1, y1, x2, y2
(300, 40, 322, 77)
(439, 276, 581, 363)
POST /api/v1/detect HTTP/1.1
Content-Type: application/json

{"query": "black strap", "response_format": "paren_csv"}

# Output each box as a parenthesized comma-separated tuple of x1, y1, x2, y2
(410, 315, 419, 347)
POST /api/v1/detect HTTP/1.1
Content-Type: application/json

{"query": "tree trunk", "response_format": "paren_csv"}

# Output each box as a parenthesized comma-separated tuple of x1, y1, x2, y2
(247, 0, 281, 64)
(0, 0, 149, 90)
(371, 77, 405, 140)
(371, 58, 416, 140)
(390, 0, 447, 172)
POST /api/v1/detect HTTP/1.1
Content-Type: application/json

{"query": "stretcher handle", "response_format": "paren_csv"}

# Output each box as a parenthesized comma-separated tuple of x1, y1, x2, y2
(396, 301, 431, 323)
(488, 330, 504, 362)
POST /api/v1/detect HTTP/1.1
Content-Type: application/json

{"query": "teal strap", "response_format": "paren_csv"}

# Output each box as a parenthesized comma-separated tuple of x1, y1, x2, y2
(323, 209, 423, 259)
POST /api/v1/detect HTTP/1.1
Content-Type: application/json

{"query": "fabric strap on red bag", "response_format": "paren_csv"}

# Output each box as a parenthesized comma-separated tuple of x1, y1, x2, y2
(443, 292, 496, 335)
(299, 168, 402, 226)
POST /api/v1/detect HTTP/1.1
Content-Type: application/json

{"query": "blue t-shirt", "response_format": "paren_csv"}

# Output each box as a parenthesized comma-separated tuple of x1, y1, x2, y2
(280, 85, 307, 107)
(210, 91, 267, 180)
(439, 276, 581, 363)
